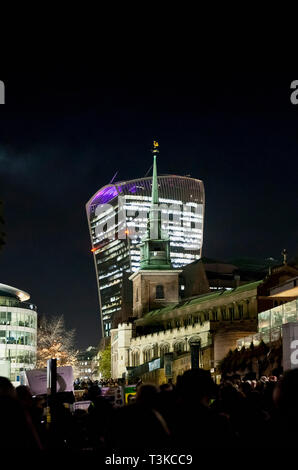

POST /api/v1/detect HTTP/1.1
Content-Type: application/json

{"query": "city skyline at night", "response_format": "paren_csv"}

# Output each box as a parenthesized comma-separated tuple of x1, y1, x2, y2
(0, 71, 297, 348)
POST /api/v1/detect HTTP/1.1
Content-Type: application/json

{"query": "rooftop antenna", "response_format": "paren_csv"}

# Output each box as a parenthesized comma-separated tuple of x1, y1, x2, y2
(110, 171, 119, 184)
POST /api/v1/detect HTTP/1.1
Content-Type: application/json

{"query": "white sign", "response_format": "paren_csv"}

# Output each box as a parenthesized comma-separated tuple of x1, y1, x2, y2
(290, 80, 298, 105)
(25, 366, 74, 395)
(73, 401, 91, 411)
(282, 322, 298, 370)
(149, 358, 160, 372)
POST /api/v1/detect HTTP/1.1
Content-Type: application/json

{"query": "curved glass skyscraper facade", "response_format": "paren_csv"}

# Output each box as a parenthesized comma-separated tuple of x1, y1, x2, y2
(0, 283, 37, 385)
(86, 175, 205, 336)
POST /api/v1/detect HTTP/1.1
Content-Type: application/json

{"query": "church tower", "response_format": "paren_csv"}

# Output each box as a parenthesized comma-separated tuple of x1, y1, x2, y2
(129, 142, 181, 318)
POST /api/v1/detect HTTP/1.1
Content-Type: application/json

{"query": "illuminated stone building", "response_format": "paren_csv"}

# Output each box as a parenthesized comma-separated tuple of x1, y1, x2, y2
(111, 151, 276, 384)
(86, 143, 205, 337)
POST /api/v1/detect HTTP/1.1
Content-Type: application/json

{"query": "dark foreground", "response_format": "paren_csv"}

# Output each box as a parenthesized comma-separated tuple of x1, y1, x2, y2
(1, 368, 298, 452)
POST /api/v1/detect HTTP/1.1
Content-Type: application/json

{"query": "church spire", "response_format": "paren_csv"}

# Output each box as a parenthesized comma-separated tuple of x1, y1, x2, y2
(151, 140, 159, 205)
(139, 141, 172, 270)
(149, 141, 162, 240)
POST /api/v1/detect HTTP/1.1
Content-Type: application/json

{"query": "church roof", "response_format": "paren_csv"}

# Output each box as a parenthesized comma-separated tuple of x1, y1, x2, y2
(137, 280, 262, 324)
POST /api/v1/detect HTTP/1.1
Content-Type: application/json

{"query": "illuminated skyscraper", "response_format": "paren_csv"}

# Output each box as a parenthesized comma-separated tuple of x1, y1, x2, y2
(86, 147, 205, 336)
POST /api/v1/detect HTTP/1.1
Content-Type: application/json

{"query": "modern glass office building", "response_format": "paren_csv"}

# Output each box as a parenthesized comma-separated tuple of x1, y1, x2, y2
(86, 174, 205, 336)
(0, 283, 37, 385)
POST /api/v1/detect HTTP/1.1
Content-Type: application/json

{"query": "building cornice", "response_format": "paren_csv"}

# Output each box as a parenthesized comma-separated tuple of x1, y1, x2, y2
(129, 269, 182, 281)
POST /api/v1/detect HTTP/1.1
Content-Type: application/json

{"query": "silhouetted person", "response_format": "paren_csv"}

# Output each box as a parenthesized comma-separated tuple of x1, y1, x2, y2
(0, 376, 16, 397)
(173, 369, 236, 449)
(16, 385, 46, 444)
(106, 383, 170, 450)
(0, 377, 42, 449)
(86, 384, 113, 449)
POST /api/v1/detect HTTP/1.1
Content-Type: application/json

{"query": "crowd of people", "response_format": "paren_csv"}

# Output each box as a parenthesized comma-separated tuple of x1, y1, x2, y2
(1, 368, 298, 450)
(74, 378, 119, 390)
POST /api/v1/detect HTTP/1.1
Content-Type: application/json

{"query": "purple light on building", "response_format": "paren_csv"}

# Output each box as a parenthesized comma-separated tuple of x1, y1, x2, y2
(128, 184, 137, 193)
(91, 185, 119, 205)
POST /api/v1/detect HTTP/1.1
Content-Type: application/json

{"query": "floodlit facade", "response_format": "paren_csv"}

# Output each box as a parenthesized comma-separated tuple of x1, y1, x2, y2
(0, 283, 37, 385)
(86, 174, 205, 336)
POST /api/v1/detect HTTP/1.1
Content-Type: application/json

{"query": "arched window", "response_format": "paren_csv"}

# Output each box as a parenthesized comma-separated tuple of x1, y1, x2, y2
(152, 343, 158, 358)
(160, 343, 170, 357)
(174, 341, 185, 355)
(156, 285, 164, 299)
(229, 306, 234, 321)
(143, 349, 151, 363)
(132, 350, 140, 367)
(221, 307, 227, 321)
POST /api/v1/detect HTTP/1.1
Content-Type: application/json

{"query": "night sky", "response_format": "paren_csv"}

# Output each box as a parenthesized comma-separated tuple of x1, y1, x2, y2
(0, 69, 297, 348)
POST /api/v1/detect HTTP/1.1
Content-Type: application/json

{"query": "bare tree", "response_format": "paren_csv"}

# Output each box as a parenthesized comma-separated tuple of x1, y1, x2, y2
(37, 315, 77, 368)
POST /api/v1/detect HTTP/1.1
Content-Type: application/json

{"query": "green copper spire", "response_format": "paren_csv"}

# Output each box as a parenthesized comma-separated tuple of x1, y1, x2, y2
(151, 141, 159, 204)
(139, 141, 172, 270)
(149, 141, 162, 240)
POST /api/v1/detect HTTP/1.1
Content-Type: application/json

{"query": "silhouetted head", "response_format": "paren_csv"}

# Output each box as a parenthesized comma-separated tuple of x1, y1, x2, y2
(159, 383, 173, 392)
(16, 385, 33, 408)
(88, 384, 102, 401)
(136, 383, 158, 407)
(239, 381, 252, 397)
(177, 369, 217, 405)
(0, 377, 15, 398)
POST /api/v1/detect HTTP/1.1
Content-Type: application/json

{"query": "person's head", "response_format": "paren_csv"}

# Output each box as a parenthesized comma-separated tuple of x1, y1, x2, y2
(87, 384, 101, 401)
(177, 368, 217, 406)
(136, 383, 158, 407)
(218, 382, 240, 410)
(239, 381, 252, 397)
(160, 383, 173, 393)
(15, 385, 33, 408)
(0, 377, 15, 398)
